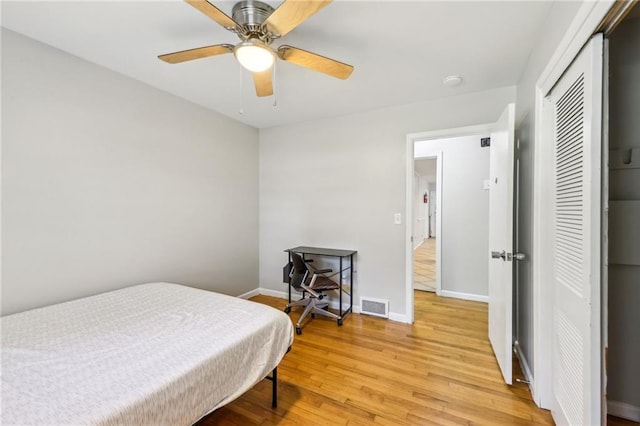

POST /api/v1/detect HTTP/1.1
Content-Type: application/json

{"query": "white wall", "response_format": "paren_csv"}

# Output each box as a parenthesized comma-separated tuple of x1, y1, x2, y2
(259, 86, 515, 318)
(513, 1, 583, 377)
(415, 135, 490, 298)
(1, 29, 260, 315)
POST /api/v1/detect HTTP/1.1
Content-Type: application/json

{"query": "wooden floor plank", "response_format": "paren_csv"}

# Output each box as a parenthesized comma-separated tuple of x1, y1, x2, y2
(196, 290, 621, 425)
(197, 291, 548, 425)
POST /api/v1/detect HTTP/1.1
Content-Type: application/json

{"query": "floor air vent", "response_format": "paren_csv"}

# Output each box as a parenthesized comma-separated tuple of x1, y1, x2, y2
(360, 297, 389, 318)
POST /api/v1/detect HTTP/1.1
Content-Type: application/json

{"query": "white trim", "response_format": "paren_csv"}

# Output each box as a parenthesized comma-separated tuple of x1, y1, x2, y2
(435, 153, 443, 296)
(252, 287, 411, 324)
(440, 290, 488, 304)
(532, 85, 552, 409)
(537, 1, 615, 95)
(601, 38, 610, 424)
(405, 136, 416, 323)
(588, 33, 604, 426)
(388, 312, 410, 324)
(607, 401, 640, 422)
(236, 288, 261, 299)
(514, 340, 535, 398)
(257, 287, 362, 314)
(408, 123, 496, 143)
(532, 0, 615, 410)
(406, 124, 493, 323)
(413, 238, 425, 250)
(259, 288, 289, 299)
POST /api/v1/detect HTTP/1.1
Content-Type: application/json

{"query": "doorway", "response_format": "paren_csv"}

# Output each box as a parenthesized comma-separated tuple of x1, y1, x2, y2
(405, 124, 494, 323)
(413, 158, 437, 293)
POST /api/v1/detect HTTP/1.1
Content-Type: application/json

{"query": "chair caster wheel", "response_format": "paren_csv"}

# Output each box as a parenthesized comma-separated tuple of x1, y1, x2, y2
(337, 318, 343, 326)
(296, 327, 302, 335)
(284, 307, 291, 314)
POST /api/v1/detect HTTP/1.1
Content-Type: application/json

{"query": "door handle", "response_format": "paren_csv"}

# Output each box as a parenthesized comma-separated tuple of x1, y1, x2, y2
(491, 250, 506, 261)
(491, 251, 526, 261)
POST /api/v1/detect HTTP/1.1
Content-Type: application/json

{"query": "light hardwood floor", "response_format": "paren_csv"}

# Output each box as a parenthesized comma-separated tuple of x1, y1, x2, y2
(199, 291, 553, 425)
(414, 238, 436, 292)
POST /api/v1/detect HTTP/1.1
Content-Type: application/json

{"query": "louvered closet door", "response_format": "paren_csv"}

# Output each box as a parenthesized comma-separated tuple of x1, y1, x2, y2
(546, 33, 603, 425)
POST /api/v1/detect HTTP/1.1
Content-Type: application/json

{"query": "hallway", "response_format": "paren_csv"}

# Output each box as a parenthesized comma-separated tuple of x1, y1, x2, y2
(414, 238, 436, 292)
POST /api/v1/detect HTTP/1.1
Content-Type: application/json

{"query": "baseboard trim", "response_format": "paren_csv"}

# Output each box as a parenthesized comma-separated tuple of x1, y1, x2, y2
(256, 287, 370, 317)
(440, 290, 488, 303)
(389, 312, 411, 324)
(514, 340, 535, 399)
(237, 288, 261, 299)
(245, 287, 439, 324)
(608, 400, 640, 422)
(258, 288, 289, 300)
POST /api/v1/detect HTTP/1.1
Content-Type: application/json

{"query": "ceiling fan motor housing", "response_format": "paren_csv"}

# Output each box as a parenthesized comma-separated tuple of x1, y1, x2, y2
(232, 0, 275, 35)
(158, 0, 354, 97)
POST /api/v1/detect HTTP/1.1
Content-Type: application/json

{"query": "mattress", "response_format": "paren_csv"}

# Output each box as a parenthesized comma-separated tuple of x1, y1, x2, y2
(1, 282, 294, 425)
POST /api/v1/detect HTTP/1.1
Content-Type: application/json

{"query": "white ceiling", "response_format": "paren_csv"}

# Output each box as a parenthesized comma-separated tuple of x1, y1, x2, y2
(1, 1, 553, 129)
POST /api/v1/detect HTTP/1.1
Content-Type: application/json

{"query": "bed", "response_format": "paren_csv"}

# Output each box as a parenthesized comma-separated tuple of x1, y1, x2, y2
(1, 282, 294, 425)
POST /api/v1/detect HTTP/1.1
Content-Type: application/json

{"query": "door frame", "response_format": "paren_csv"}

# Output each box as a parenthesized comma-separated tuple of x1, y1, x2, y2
(405, 123, 494, 323)
(532, 0, 616, 410)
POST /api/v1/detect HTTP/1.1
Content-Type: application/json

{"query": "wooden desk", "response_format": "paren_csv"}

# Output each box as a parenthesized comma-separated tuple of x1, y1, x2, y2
(285, 246, 357, 324)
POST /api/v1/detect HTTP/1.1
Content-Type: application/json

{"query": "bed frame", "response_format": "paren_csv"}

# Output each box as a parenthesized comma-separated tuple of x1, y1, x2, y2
(1, 283, 294, 424)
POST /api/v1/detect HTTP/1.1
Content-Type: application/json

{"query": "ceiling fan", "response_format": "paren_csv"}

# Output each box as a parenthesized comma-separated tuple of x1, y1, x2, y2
(158, 0, 354, 97)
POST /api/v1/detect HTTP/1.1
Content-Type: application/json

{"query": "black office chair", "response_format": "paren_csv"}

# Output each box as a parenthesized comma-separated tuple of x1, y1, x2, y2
(284, 252, 341, 335)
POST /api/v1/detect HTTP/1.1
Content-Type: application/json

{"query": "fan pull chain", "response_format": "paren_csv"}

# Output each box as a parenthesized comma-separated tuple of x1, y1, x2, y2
(238, 65, 244, 115)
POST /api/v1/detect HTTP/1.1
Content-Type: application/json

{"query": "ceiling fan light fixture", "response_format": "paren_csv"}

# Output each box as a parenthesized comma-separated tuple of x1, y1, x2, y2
(234, 39, 274, 72)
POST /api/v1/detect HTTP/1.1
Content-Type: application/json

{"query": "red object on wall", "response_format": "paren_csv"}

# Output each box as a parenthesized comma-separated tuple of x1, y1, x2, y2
(423, 193, 428, 203)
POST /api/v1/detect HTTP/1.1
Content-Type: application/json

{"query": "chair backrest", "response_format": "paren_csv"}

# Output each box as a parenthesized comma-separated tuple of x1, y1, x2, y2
(289, 252, 309, 291)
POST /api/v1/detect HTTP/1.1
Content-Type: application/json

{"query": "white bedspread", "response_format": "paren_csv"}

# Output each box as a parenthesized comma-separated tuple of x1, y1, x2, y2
(1, 283, 293, 425)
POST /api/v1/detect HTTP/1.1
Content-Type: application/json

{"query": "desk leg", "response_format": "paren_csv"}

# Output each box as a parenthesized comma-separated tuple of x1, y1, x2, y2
(339, 256, 343, 320)
(288, 252, 292, 304)
(350, 254, 353, 316)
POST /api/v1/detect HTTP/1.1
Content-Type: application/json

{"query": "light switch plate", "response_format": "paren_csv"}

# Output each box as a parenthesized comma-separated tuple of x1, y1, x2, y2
(394, 213, 402, 225)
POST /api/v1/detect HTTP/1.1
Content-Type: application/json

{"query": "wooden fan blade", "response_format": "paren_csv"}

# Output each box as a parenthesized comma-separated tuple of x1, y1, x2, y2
(158, 44, 234, 64)
(253, 70, 274, 97)
(185, 0, 238, 29)
(264, 0, 331, 37)
(278, 45, 353, 79)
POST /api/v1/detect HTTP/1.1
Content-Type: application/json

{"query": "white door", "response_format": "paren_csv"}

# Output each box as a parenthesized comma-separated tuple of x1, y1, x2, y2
(545, 34, 603, 425)
(488, 103, 516, 385)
